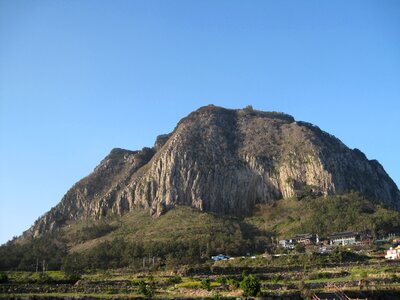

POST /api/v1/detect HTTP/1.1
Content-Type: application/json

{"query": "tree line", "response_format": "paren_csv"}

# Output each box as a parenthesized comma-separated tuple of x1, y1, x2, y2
(0, 231, 268, 272)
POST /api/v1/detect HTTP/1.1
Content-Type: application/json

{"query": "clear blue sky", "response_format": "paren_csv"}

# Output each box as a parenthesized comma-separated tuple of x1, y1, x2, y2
(1, 0, 399, 244)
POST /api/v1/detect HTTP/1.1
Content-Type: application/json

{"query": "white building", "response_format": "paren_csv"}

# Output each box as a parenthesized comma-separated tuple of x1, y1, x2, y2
(385, 246, 400, 260)
(329, 231, 359, 246)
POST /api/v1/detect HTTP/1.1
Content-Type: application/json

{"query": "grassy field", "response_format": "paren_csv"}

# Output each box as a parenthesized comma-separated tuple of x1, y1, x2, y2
(1, 257, 399, 299)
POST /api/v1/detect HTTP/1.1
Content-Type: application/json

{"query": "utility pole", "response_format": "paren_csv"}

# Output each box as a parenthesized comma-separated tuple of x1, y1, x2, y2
(42, 259, 45, 272)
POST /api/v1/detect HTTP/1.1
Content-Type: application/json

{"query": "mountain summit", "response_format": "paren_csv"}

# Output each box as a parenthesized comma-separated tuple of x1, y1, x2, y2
(27, 105, 400, 238)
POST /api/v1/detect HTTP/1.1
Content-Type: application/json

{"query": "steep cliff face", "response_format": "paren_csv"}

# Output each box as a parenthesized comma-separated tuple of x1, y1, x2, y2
(26, 105, 400, 238)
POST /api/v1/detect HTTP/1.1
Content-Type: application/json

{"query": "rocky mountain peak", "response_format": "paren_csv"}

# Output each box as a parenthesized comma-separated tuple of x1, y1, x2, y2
(25, 105, 400, 238)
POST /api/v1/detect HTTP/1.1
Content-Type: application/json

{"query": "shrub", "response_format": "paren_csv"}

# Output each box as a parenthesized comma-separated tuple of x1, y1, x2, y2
(76, 223, 117, 242)
(0, 272, 8, 283)
(37, 272, 54, 284)
(215, 276, 227, 284)
(212, 291, 223, 300)
(308, 272, 333, 280)
(66, 273, 81, 283)
(138, 280, 155, 299)
(330, 247, 367, 263)
(240, 274, 261, 297)
(166, 275, 182, 284)
(226, 278, 239, 289)
(201, 278, 211, 291)
(271, 273, 282, 283)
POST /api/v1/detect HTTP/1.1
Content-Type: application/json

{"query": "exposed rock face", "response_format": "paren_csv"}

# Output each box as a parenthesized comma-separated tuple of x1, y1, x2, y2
(26, 105, 400, 238)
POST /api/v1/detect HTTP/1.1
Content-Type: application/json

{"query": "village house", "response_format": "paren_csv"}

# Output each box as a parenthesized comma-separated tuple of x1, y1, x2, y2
(329, 231, 372, 246)
(292, 233, 319, 245)
(278, 239, 294, 249)
(279, 233, 319, 249)
(329, 231, 360, 246)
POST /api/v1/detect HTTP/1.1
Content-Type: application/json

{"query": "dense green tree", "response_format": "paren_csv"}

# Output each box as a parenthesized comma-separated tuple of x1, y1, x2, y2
(201, 278, 211, 291)
(240, 274, 261, 297)
(138, 279, 156, 299)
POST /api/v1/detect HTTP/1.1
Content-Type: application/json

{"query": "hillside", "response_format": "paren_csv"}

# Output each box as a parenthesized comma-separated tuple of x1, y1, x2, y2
(2, 192, 400, 272)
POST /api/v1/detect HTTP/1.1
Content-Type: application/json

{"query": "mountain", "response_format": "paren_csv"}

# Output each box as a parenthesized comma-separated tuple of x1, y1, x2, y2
(25, 105, 400, 239)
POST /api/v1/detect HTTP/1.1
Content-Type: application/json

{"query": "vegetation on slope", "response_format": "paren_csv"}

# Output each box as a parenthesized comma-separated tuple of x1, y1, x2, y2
(254, 192, 400, 238)
(1, 207, 269, 272)
(1, 193, 399, 272)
